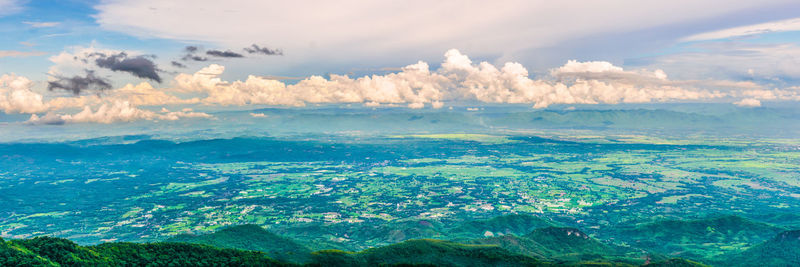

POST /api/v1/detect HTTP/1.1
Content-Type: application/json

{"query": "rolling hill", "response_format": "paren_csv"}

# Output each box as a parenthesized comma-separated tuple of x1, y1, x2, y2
(312, 239, 545, 267)
(618, 215, 785, 258)
(2, 236, 288, 266)
(167, 224, 312, 263)
(448, 214, 554, 240)
(724, 230, 800, 267)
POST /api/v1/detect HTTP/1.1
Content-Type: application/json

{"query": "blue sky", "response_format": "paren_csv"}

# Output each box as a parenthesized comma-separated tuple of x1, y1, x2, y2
(2, 0, 800, 125)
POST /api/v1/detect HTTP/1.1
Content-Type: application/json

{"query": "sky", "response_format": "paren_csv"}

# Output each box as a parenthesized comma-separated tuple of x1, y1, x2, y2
(2, 0, 800, 125)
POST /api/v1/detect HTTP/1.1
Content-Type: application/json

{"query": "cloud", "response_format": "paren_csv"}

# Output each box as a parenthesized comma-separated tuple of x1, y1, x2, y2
(44, 81, 199, 110)
(244, 44, 283, 56)
(180, 46, 208, 62)
(733, 98, 761, 107)
(0, 0, 22, 16)
(171, 61, 186, 68)
(737, 88, 800, 101)
(182, 54, 208, 61)
(2, 72, 205, 124)
(93, 0, 794, 71)
(0, 74, 49, 114)
(27, 100, 212, 124)
(93, 52, 162, 82)
(8, 48, 800, 125)
(47, 71, 113, 95)
(553, 60, 624, 74)
(174, 49, 738, 109)
(109, 82, 199, 106)
(23, 21, 60, 28)
(0, 50, 47, 58)
(206, 50, 243, 58)
(681, 17, 800, 42)
(551, 59, 762, 92)
(48, 46, 168, 88)
(633, 41, 800, 83)
(2, 74, 101, 114)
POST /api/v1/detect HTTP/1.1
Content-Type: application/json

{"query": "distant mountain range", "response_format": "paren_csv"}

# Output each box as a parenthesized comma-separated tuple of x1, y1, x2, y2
(5, 104, 800, 143)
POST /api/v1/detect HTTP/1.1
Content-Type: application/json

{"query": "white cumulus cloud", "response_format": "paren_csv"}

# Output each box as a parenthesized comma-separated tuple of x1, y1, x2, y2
(8, 49, 800, 124)
(177, 49, 730, 109)
(28, 100, 211, 124)
(733, 98, 761, 107)
(0, 74, 49, 114)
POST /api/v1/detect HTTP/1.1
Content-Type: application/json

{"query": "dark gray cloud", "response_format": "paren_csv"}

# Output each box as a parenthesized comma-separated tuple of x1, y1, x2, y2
(93, 52, 162, 83)
(180, 45, 278, 63)
(171, 61, 187, 68)
(244, 44, 283, 56)
(206, 50, 243, 58)
(181, 54, 207, 61)
(47, 71, 112, 95)
(180, 46, 207, 62)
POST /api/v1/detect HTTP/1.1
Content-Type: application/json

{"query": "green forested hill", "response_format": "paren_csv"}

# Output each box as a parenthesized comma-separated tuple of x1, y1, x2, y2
(723, 230, 800, 267)
(524, 227, 615, 257)
(643, 258, 709, 267)
(3, 218, 796, 266)
(618, 215, 785, 259)
(311, 239, 545, 267)
(0, 237, 56, 266)
(469, 226, 644, 265)
(1, 236, 288, 266)
(448, 214, 555, 240)
(167, 224, 313, 263)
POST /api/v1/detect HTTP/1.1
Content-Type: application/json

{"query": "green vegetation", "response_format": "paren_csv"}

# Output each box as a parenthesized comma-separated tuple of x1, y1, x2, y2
(3, 217, 799, 266)
(1, 236, 287, 266)
(618, 215, 785, 259)
(449, 214, 554, 240)
(644, 258, 709, 267)
(1, 133, 799, 264)
(469, 226, 643, 265)
(524, 227, 615, 258)
(722, 230, 800, 267)
(167, 224, 312, 263)
(0, 237, 55, 266)
(313, 239, 544, 266)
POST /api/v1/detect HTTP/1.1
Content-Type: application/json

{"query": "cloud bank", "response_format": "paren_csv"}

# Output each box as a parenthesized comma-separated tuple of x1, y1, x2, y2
(28, 101, 211, 124)
(6, 49, 800, 124)
(175, 49, 728, 109)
